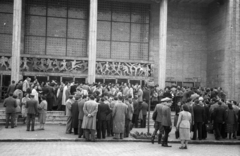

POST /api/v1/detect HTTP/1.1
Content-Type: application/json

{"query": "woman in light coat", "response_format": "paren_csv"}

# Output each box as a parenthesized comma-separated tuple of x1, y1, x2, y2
(38, 96, 48, 130)
(176, 104, 192, 149)
(14, 95, 21, 127)
(31, 85, 39, 103)
(21, 93, 30, 124)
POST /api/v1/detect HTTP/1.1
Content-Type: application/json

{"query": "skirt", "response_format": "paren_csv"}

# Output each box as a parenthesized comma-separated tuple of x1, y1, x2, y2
(179, 128, 190, 140)
(226, 124, 234, 133)
(38, 113, 46, 124)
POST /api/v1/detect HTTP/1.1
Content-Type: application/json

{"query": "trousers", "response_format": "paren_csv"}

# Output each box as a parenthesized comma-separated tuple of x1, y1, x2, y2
(27, 114, 35, 131)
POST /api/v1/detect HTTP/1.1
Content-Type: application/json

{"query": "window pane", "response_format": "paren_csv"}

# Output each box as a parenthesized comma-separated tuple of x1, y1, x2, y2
(68, 0, 88, 19)
(46, 38, 66, 56)
(68, 19, 87, 39)
(67, 39, 87, 57)
(48, 0, 67, 17)
(0, 34, 12, 53)
(112, 22, 130, 41)
(97, 41, 111, 58)
(26, 16, 46, 36)
(97, 21, 111, 40)
(25, 36, 46, 55)
(0, 13, 13, 34)
(47, 17, 66, 37)
(111, 42, 129, 60)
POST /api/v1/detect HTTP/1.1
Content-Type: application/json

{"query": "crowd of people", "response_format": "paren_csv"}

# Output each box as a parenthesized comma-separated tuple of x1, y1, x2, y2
(2, 77, 240, 147)
(151, 87, 240, 149)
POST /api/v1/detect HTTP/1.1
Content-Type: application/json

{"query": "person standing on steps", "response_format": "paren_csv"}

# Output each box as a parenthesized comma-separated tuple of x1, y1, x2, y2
(82, 95, 98, 142)
(176, 104, 192, 149)
(161, 97, 173, 147)
(151, 99, 164, 144)
(3, 93, 17, 128)
(25, 94, 38, 131)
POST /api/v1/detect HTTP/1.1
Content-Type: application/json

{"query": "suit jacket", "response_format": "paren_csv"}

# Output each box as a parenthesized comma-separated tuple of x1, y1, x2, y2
(3, 97, 17, 113)
(161, 105, 172, 126)
(78, 99, 86, 120)
(66, 99, 72, 117)
(26, 99, 38, 115)
(193, 104, 205, 122)
(7, 84, 16, 95)
(154, 103, 163, 123)
(212, 104, 226, 123)
(141, 101, 148, 116)
(97, 102, 111, 121)
(133, 99, 140, 115)
(71, 100, 79, 128)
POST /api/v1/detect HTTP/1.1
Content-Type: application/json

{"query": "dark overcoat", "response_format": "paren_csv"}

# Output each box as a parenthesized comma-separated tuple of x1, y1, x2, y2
(71, 100, 79, 128)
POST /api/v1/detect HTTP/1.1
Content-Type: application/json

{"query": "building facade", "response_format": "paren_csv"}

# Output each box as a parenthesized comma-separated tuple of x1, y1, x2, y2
(0, 0, 240, 100)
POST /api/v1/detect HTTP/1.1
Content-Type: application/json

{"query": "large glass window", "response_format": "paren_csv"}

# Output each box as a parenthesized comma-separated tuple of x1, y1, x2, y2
(97, 0, 150, 60)
(25, 0, 89, 57)
(0, 0, 13, 54)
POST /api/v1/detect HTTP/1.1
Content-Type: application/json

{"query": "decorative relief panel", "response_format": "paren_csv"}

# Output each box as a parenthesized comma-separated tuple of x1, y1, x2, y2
(96, 61, 153, 77)
(0, 56, 88, 74)
(0, 55, 153, 78)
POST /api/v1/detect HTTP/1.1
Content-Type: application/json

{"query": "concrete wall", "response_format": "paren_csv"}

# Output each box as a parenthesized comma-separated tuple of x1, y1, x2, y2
(206, 2, 228, 89)
(150, 2, 208, 86)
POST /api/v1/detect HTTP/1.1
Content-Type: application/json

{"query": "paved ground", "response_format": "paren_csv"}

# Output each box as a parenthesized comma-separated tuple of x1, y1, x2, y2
(0, 124, 217, 142)
(0, 142, 239, 156)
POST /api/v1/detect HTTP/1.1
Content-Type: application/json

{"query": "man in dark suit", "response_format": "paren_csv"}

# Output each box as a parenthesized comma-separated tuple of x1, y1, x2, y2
(97, 98, 111, 139)
(141, 100, 148, 128)
(71, 96, 79, 135)
(78, 95, 87, 138)
(161, 98, 173, 147)
(212, 101, 226, 140)
(7, 81, 16, 96)
(132, 95, 140, 128)
(151, 99, 164, 144)
(3, 93, 17, 128)
(26, 94, 38, 131)
(192, 99, 205, 140)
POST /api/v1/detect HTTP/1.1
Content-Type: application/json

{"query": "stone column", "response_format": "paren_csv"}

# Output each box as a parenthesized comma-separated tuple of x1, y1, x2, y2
(158, 0, 168, 89)
(87, 0, 98, 84)
(11, 0, 22, 82)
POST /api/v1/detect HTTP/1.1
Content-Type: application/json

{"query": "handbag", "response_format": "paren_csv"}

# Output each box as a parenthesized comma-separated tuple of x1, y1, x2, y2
(206, 123, 213, 133)
(175, 129, 180, 139)
(152, 111, 157, 121)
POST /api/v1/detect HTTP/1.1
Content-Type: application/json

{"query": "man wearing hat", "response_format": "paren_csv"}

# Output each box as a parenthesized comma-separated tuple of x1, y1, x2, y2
(161, 97, 173, 147)
(66, 95, 74, 134)
(192, 98, 205, 140)
(25, 94, 38, 131)
(151, 98, 165, 144)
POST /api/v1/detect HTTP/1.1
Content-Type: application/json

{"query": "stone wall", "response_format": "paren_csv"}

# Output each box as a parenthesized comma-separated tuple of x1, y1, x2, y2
(207, 2, 228, 90)
(150, 2, 208, 86)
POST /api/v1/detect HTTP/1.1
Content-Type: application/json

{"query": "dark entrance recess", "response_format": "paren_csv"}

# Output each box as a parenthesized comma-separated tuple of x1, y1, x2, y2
(75, 78, 86, 84)
(105, 79, 115, 84)
(62, 77, 73, 84)
(23, 75, 35, 82)
(36, 76, 48, 84)
(1, 75, 10, 100)
(117, 79, 128, 85)
(95, 79, 104, 84)
(49, 76, 60, 83)
(130, 80, 140, 86)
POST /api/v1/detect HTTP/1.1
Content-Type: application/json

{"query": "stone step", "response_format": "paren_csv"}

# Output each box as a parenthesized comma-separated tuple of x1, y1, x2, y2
(0, 110, 65, 116)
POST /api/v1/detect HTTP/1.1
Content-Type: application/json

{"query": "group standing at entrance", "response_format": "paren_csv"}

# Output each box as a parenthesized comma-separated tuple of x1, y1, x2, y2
(3, 77, 240, 148)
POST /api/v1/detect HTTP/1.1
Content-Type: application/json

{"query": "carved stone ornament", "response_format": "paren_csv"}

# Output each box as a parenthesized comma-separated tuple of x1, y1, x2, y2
(96, 61, 153, 77)
(0, 56, 88, 74)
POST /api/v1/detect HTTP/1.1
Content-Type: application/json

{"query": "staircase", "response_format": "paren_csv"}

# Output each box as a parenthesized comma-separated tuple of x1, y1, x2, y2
(0, 110, 174, 126)
(0, 110, 67, 125)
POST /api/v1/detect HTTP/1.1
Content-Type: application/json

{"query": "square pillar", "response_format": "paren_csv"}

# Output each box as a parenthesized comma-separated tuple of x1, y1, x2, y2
(11, 0, 22, 82)
(158, 0, 168, 89)
(87, 0, 98, 84)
